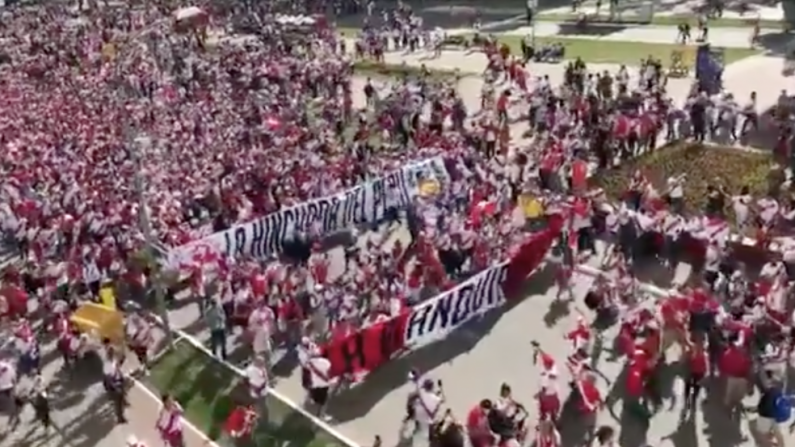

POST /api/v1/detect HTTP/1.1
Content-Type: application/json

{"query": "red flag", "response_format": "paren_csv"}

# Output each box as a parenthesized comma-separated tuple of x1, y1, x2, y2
(470, 200, 497, 226)
(223, 405, 257, 439)
(502, 213, 563, 295)
(571, 159, 587, 192)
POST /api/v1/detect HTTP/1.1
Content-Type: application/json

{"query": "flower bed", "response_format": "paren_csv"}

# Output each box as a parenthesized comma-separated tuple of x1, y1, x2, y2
(594, 142, 776, 230)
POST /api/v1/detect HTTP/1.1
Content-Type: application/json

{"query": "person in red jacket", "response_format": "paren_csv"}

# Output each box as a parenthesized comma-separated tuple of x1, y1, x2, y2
(466, 399, 494, 447)
(575, 373, 602, 445)
(718, 335, 751, 409)
(683, 337, 709, 416)
(224, 404, 258, 439)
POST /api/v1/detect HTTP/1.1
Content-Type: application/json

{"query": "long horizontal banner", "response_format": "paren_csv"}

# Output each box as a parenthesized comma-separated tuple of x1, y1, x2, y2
(322, 220, 561, 379)
(166, 158, 450, 268)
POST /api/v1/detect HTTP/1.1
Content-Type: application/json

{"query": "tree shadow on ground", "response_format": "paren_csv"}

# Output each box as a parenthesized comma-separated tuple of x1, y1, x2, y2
(699, 379, 748, 447)
(660, 410, 698, 447)
(323, 264, 557, 423)
(755, 32, 793, 56)
(57, 396, 118, 447)
(48, 353, 105, 412)
(555, 23, 630, 37)
(743, 100, 791, 152)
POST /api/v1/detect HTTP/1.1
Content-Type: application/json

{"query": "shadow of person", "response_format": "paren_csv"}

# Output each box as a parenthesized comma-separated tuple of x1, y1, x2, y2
(700, 388, 747, 447)
(661, 410, 698, 447)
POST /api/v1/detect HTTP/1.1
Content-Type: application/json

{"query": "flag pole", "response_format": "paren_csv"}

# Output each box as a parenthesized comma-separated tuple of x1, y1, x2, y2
(130, 133, 175, 346)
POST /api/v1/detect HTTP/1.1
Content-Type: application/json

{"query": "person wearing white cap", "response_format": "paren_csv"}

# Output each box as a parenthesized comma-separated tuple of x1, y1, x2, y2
(126, 435, 148, 447)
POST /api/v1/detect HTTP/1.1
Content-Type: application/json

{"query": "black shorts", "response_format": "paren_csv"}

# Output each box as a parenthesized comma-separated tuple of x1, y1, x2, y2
(309, 387, 329, 407)
(704, 270, 718, 288)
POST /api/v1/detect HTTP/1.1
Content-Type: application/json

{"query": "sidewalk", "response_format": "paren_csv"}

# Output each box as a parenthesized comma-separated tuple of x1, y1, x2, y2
(538, 0, 785, 22)
(0, 334, 208, 447)
(721, 54, 788, 112)
(501, 22, 762, 48)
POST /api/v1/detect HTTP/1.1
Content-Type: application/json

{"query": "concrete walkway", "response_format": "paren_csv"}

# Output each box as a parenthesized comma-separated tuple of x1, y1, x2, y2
(501, 22, 762, 48)
(0, 337, 209, 447)
(538, 0, 785, 21)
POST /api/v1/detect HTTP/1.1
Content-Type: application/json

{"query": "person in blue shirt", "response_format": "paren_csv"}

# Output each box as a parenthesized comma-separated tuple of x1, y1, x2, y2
(755, 371, 791, 447)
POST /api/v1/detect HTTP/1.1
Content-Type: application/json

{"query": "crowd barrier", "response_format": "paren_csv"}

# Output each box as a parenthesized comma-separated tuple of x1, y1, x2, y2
(321, 215, 563, 379)
(166, 157, 450, 269)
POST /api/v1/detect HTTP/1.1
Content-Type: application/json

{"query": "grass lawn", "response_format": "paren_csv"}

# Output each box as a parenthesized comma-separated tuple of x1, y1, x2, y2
(593, 142, 775, 225)
(337, 27, 361, 38)
(485, 34, 759, 65)
(535, 12, 784, 30)
(147, 339, 349, 447)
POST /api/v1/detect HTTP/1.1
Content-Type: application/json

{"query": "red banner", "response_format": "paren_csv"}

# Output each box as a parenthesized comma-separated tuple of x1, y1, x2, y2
(503, 215, 563, 295)
(323, 311, 410, 378)
(322, 218, 562, 380)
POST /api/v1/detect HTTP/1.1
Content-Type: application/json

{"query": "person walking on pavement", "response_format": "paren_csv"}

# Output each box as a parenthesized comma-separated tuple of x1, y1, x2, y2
(157, 394, 185, 447)
(204, 299, 228, 360)
(682, 336, 708, 418)
(755, 371, 792, 447)
(102, 344, 128, 424)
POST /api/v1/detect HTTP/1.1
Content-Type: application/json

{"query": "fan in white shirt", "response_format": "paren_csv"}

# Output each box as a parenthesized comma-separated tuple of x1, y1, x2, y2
(412, 378, 444, 429)
(0, 359, 16, 393)
(247, 304, 274, 357)
(305, 350, 332, 419)
(662, 213, 685, 239)
(245, 355, 269, 399)
(731, 191, 752, 229)
(666, 174, 685, 199)
(760, 260, 785, 280)
(757, 196, 780, 227)
(634, 211, 655, 233)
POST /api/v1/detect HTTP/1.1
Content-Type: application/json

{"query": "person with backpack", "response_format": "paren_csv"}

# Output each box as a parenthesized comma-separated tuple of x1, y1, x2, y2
(755, 372, 791, 447)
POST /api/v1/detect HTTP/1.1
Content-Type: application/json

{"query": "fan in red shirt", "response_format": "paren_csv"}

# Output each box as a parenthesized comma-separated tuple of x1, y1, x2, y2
(534, 420, 560, 447)
(718, 335, 752, 409)
(223, 404, 258, 440)
(574, 372, 602, 443)
(682, 337, 708, 415)
(467, 399, 495, 447)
